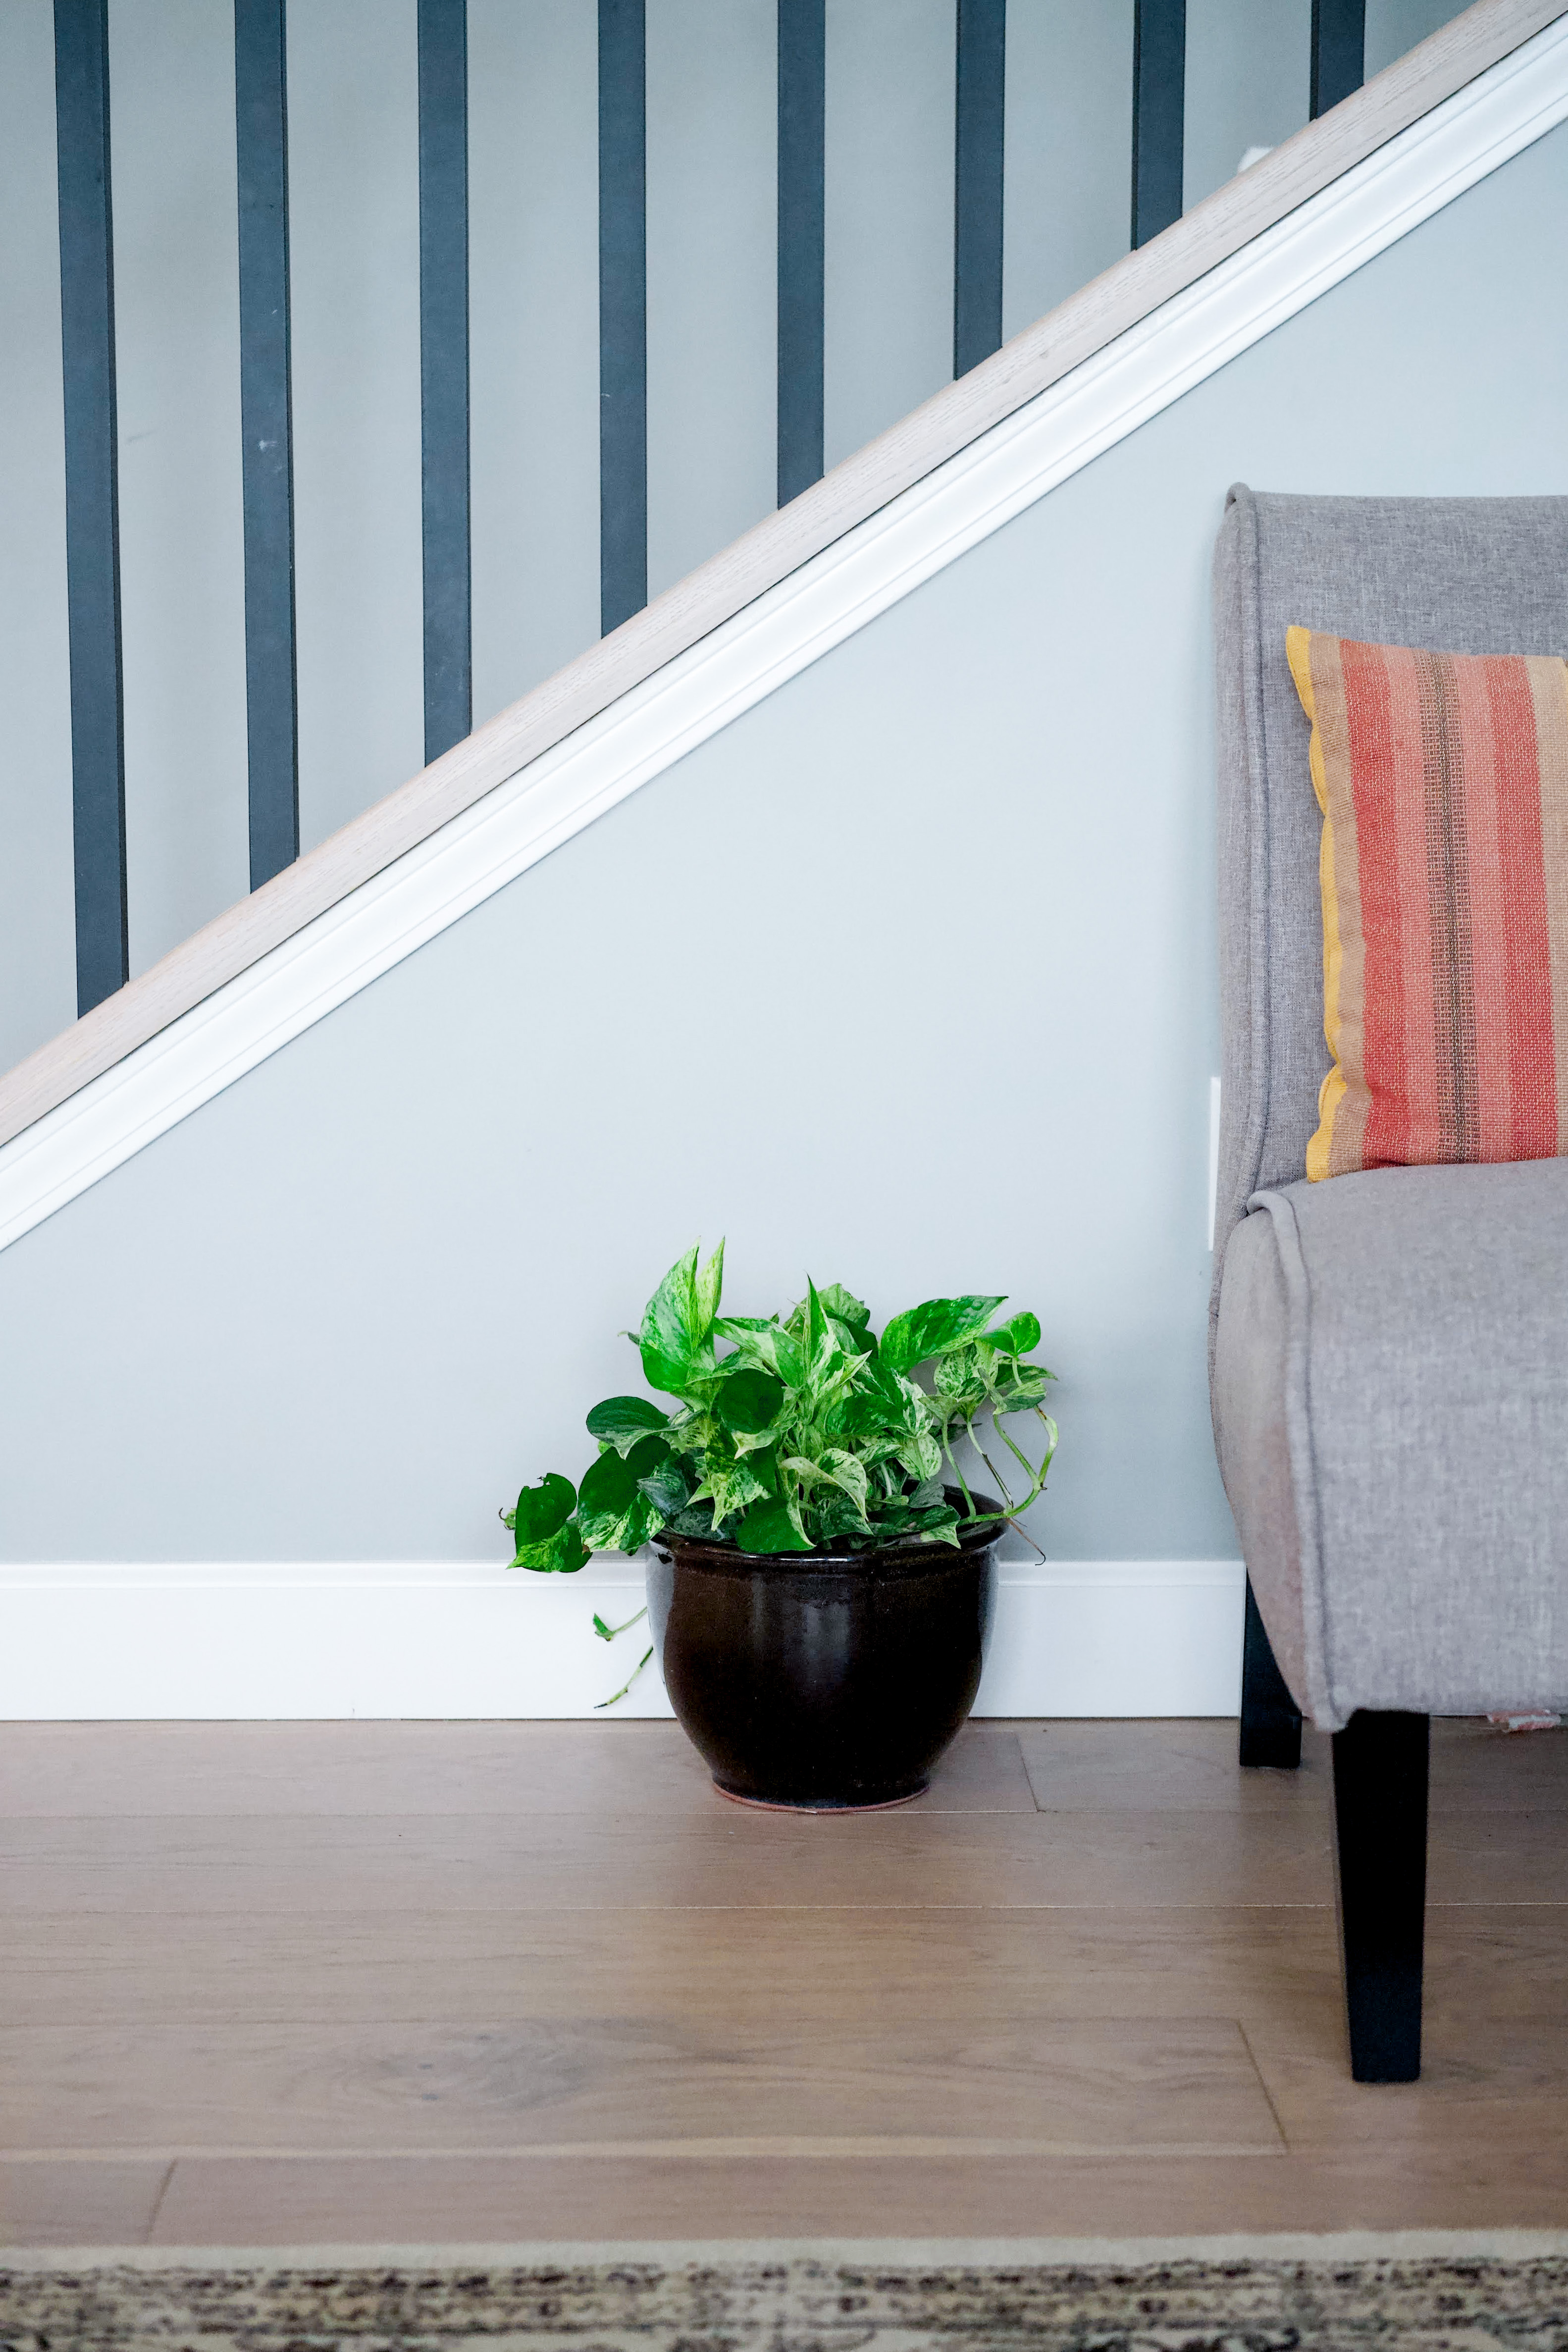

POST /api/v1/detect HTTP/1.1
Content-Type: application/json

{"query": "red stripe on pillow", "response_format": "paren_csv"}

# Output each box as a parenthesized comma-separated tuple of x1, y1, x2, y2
(1480, 655, 1559, 1159)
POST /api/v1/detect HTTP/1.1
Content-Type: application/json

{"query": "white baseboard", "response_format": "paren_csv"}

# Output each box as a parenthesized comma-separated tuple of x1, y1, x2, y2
(0, 1558, 1244, 1720)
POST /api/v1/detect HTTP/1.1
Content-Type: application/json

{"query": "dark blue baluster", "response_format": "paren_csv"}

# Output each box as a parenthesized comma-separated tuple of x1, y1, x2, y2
(235, 0, 300, 888)
(777, 0, 824, 505)
(953, 0, 1005, 378)
(1131, 0, 1185, 250)
(54, 0, 128, 1012)
(598, 0, 647, 633)
(418, 0, 471, 761)
(1311, 0, 1365, 117)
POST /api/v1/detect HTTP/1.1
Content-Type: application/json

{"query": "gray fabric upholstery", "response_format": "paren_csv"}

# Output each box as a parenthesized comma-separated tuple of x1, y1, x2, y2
(1211, 1206, 1312, 1712)
(1211, 486, 1568, 1293)
(1215, 1162, 1568, 1729)
(1210, 487, 1568, 1724)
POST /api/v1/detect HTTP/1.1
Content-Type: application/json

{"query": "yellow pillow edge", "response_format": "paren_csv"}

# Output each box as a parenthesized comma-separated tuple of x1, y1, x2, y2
(1285, 626, 1345, 1182)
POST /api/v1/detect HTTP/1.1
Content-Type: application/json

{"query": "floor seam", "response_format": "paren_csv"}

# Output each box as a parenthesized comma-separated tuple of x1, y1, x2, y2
(144, 2157, 177, 2243)
(1235, 2017, 1293, 2154)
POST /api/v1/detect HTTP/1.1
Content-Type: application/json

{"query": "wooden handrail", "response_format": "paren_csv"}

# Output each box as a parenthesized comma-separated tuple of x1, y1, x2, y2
(2, 0, 1559, 1152)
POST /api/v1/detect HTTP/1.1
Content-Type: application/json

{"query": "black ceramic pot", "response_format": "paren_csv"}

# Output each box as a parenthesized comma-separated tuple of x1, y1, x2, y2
(646, 1489, 1002, 1810)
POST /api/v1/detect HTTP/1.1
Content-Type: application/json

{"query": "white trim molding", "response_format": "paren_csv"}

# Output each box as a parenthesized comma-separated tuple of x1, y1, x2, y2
(0, 1558, 1245, 1720)
(2, 14, 1567, 1256)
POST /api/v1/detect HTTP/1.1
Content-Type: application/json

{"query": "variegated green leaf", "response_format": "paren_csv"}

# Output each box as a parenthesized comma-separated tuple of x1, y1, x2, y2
(880, 1294, 1005, 1377)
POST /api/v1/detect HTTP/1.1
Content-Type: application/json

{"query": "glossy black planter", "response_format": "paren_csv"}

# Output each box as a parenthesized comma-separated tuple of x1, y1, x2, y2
(647, 1492, 1002, 1810)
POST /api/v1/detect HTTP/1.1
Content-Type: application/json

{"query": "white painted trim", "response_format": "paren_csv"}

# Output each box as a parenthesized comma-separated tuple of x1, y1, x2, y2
(3, 19, 1566, 1255)
(0, 1558, 1245, 1719)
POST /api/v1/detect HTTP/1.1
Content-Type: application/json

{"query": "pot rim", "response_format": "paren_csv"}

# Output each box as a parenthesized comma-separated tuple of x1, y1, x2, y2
(650, 1486, 1006, 1573)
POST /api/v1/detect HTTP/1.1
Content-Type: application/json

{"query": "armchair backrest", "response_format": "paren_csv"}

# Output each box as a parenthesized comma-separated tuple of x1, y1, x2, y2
(1211, 483, 1568, 1275)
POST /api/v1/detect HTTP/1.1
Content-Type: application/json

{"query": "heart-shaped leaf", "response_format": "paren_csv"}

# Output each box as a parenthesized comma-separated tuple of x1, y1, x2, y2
(714, 1367, 785, 1435)
(714, 1318, 806, 1390)
(577, 1447, 639, 1521)
(585, 1395, 671, 1454)
(734, 1494, 814, 1553)
(639, 1243, 724, 1394)
(984, 1310, 1042, 1358)
(880, 1294, 1005, 1376)
(512, 1517, 589, 1573)
(512, 1472, 576, 1545)
(817, 1283, 871, 1333)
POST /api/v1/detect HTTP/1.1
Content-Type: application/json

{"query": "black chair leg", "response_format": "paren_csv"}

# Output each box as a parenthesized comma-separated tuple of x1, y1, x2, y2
(1239, 1575, 1302, 1767)
(1331, 1708, 1429, 2083)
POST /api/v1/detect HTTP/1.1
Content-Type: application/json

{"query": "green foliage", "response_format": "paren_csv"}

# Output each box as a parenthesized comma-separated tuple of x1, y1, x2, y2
(501, 1472, 590, 1573)
(502, 1245, 1057, 1572)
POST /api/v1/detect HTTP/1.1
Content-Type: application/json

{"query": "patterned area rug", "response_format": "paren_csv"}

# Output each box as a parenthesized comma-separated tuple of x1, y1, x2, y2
(5, 2244, 1568, 2352)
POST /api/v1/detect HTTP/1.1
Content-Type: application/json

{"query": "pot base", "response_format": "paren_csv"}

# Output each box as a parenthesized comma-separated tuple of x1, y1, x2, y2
(650, 1496, 1002, 1821)
(713, 1778, 928, 1814)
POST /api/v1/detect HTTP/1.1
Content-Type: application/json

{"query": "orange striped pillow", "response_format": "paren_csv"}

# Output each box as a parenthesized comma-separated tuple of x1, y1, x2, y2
(1286, 627, 1568, 1180)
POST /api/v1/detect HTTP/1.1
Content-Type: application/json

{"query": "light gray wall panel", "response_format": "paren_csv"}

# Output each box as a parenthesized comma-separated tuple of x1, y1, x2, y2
(288, 0, 424, 850)
(824, 0, 955, 469)
(110, 0, 250, 979)
(3, 123, 1565, 1568)
(469, 0, 601, 725)
(1184, 0, 1310, 211)
(1365, 0, 1475, 78)
(0, 0, 77, 1072)
(1003, 0, 1133, 341)
(646, 0, 777, 600)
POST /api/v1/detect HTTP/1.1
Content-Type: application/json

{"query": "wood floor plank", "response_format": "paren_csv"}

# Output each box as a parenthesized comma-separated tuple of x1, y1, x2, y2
(0, 2018, 1282, 2159)
(10, 1717, 1550, 1823)
(5, 1908, 1549, 2035)
(1427, 1815, 1568, 1904)
(1244, 2009, 1568, 2151)
(0, 2158, 169, 2247)
(1428, 1720, 1568, 1809)
(1424, 1910, 1568, 2013)
(1019, 1719, 1568, 1815)
(0, 1721, 1034, 1818)
(0, 1906, 1344, 2028)
(148, 2144, 1568, 2245)
(0, 1808, 1335, 1912)
(1019, 1722, 1332, 1811)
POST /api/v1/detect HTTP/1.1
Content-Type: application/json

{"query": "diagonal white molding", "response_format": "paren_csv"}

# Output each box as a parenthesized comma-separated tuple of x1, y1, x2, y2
(2, 13, 1567, 1255)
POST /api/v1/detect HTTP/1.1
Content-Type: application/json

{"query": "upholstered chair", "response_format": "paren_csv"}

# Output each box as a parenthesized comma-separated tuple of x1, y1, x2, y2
(1210, 485, 1568, 2081)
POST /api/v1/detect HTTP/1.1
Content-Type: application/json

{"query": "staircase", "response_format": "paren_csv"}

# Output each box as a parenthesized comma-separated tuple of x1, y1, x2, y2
(2, 0, 1560, 1232)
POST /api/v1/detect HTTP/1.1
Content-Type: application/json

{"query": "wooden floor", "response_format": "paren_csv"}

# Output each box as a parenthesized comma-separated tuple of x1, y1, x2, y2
(4, 1716, 1568, 2247)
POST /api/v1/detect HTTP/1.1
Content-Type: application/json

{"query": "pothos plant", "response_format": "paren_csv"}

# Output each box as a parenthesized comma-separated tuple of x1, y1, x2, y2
(503, 1246, 1057, 1708)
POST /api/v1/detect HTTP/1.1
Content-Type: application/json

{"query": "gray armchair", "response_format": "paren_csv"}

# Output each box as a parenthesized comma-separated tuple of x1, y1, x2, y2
(1210, 485, 1568, 2082)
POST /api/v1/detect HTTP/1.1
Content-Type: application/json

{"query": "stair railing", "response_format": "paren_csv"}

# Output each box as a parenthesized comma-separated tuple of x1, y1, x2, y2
(50, 0, 1368, 1020)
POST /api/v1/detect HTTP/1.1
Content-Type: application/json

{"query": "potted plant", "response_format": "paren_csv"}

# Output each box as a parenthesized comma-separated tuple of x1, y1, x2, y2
(503, 1244, 1057, 1810)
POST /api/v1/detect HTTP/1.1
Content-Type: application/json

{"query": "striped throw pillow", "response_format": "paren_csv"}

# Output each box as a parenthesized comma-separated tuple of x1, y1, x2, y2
(1286, 626, 1568, 1181)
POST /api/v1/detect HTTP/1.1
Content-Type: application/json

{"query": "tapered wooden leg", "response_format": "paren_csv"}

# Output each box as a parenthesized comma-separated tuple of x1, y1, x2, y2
(1239, 1576, 1302, 1768)
(1331, 1708, 1429, 2083)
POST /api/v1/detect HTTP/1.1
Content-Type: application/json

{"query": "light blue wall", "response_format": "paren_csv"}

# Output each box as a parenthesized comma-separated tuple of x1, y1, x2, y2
(824, 0, 955, 466)
(2, 121, 1565, 1568)
(469, 1, 602, 726)
(647, 0, 778, 597)
(111, 0, 251, 977)
(1184, 0, 1310, 209)
(1003, 0, 1133, 337)
(288, 0, 426, 857)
